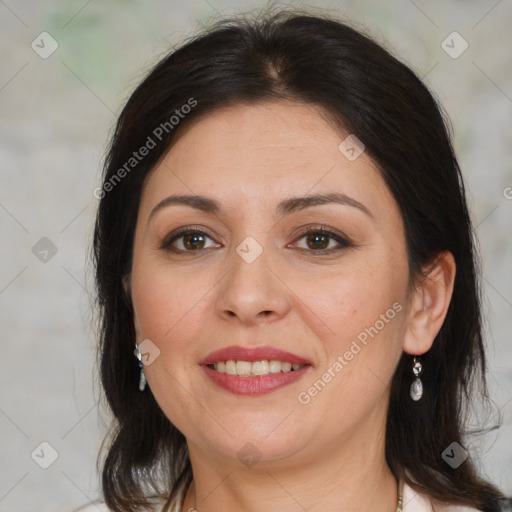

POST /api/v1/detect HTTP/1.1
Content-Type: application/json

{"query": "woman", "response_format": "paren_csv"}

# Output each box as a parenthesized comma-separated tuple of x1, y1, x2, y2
(86, 8, 511, 512)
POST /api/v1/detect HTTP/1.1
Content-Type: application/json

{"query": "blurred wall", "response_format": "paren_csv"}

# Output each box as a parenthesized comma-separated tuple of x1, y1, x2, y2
(1, 1, 511, 510)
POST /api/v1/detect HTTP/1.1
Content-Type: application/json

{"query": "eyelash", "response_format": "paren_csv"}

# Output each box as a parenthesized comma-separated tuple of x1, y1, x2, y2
(160, 224, 353, 256)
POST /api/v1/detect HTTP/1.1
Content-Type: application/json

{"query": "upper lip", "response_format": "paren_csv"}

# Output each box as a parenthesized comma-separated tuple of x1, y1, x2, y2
(199, 345, 311, 366)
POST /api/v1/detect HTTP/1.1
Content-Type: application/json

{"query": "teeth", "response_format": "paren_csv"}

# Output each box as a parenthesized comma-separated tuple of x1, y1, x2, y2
(225, 360, 237, 375)
(212, 359, 305, 377)
(252, 360, 269, 376)
(281, 362, 292, 372)
(269, 360, 282, 374)
(236, 360, 252, 376)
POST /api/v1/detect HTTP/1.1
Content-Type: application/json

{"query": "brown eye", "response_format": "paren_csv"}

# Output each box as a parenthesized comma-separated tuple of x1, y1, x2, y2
(292, 227, 352, 254)
(182, 232, 207, 250)
(305, 232, 330, 250)
(161, 229, 219, 253)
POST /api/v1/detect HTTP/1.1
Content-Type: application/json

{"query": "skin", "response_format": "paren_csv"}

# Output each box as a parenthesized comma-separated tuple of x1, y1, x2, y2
(124, 100, 456, 512)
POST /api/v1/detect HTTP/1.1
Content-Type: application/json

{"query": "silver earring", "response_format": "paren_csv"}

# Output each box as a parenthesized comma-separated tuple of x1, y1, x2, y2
(410, 356, 423, 401)
(134, 343, 147, 391)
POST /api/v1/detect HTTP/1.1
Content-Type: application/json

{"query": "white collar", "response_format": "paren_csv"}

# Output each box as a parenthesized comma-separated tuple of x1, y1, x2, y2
(402, 478, 480, 512)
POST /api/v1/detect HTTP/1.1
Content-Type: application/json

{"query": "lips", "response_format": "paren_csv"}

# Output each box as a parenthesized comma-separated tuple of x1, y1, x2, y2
(199, 345, 312, 396)
(199, 345, 311, 366)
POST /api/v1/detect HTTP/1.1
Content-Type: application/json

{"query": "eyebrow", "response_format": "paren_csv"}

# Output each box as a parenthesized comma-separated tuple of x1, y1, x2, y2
(147, 192, 373, 224)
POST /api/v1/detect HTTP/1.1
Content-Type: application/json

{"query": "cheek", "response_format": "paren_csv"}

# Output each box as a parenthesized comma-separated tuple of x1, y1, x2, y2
(303, 263, 404, 341)
(129, 259, 224, 395)
(130, 257, 205, 339)
(298, 274, 405, 415)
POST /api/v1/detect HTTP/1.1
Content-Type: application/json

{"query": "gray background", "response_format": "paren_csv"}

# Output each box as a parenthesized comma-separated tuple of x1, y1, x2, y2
(0, 0, 511, 510)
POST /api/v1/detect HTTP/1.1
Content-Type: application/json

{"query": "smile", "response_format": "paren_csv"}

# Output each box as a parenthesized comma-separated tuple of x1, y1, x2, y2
(199, 345, 312, 395)
(208, 360, 305, 376)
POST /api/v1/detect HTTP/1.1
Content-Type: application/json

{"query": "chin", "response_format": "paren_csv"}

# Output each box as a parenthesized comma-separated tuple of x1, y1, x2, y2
(186, 415, 313, 467)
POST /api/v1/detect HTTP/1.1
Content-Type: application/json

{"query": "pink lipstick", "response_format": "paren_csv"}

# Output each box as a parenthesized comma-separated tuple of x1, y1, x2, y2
(199, 345, 312, 396)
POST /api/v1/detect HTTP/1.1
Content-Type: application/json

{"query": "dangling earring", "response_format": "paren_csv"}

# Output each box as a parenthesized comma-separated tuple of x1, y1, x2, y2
(410, 356, 423, 401)
(134, 343, 147, 391)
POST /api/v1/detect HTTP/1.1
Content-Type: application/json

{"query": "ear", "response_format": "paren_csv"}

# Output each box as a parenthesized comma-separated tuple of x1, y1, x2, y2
(402, 250, 456, 355)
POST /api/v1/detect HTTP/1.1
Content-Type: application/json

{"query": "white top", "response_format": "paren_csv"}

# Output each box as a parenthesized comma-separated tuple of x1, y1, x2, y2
(401, 480, 480, 511)
(75, 478, 482, 512)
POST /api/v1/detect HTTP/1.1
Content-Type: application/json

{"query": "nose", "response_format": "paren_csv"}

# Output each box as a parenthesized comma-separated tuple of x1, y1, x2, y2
(214, 242, 292, 326)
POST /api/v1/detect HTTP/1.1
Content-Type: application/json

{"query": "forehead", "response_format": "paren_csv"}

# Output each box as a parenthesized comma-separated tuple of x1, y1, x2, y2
(139, 101, 396, 221)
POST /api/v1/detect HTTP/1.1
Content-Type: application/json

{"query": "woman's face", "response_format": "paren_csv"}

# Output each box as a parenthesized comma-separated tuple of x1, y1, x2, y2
(128, 100, 412, 469)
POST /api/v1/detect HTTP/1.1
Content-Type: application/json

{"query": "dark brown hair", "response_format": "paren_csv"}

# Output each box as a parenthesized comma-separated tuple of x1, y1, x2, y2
(92, 8, 511, 512)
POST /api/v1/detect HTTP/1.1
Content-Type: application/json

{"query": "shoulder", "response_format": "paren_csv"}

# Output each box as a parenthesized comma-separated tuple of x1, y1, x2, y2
(403, 480, 481, 512)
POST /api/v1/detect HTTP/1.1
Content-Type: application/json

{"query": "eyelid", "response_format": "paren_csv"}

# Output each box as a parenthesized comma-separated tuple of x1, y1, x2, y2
(290, 224, 353, 252)
(293, 224, 345, 239)
(159, 225, 218, 250)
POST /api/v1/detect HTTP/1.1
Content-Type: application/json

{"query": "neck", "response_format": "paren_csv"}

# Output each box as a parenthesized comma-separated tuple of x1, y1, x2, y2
(181, 418, 398, 512)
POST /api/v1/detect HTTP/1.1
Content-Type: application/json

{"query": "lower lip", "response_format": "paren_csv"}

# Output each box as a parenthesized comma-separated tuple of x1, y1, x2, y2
(201, 365, 311, 395)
